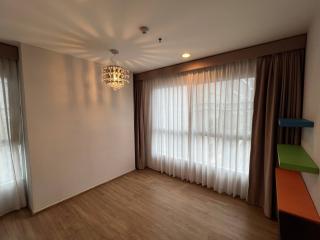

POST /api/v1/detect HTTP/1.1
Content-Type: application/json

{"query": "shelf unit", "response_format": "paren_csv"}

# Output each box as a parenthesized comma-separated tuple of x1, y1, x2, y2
(276, 118, 319, 239)
(277, 118, 318, 174)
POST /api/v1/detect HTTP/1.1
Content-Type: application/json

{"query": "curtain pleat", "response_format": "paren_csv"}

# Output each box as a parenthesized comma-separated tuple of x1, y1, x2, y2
(135, 59, 256, 199)
(134, 80, 145, 169)
(248, 49, 305, 218)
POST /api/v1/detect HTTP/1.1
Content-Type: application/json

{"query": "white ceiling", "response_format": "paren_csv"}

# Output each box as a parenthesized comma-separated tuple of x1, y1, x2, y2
(0, 0, 318, 73)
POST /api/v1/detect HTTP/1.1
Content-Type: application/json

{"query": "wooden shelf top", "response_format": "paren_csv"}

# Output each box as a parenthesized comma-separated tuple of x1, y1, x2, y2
(276, 168, 320, 223)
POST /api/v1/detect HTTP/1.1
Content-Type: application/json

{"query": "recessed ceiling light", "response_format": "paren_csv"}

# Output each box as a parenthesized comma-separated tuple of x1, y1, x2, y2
(182, 53, 191, 58)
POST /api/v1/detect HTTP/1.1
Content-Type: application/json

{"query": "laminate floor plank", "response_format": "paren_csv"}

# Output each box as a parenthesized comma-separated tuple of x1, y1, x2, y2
(0, 169, 278, 240)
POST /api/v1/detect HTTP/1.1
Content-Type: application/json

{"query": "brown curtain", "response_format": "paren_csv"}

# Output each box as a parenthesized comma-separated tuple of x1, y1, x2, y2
(248, 49, 305, 218)
(0, 43, 19, 60)
(134, 79, 148, 169)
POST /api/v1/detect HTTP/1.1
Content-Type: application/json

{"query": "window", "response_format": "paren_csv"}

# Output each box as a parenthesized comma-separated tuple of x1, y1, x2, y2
(151, 77, 254, 172)
(0, 78, 13, 186)
(146, 60, 256, 198)
(0, 58, 26, 216)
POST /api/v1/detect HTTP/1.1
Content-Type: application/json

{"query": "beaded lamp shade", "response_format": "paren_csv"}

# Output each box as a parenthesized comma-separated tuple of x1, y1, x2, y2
(102, 49, 130, 91)
(102, 65, 130, 91)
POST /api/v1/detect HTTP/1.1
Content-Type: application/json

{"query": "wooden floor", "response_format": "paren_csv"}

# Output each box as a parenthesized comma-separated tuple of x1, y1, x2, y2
(0, 169, 279, 240)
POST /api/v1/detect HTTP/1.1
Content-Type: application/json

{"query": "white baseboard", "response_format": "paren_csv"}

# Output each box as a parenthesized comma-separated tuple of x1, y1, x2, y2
(30, 167, 135, 214)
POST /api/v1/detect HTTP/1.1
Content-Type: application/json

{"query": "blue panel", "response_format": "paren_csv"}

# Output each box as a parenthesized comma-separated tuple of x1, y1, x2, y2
(278, 118, 314, 128)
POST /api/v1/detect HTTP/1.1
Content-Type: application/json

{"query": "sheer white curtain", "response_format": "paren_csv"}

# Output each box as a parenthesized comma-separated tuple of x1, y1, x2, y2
(0, 58, 26, 216)
(144, 60, 256, 199)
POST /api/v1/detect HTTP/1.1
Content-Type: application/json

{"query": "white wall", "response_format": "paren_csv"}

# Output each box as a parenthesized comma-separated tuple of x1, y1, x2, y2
(302, 12, 320, 214)
(20, 44, 135, 213)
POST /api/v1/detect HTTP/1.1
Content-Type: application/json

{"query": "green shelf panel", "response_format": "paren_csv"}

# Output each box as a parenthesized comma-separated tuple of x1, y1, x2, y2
(277, 144, 319, 174)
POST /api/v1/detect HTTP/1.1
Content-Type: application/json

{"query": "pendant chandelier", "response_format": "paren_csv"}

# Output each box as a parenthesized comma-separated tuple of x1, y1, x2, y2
(102, 49, 130, 91)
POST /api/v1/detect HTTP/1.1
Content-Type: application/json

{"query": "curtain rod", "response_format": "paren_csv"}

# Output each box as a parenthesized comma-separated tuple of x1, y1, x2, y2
(134, 34, 307, 81)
